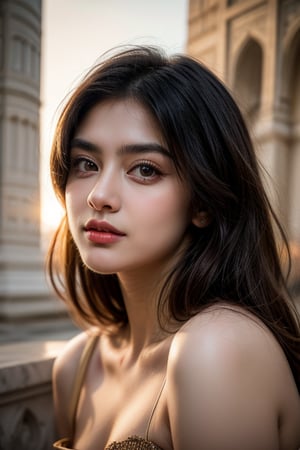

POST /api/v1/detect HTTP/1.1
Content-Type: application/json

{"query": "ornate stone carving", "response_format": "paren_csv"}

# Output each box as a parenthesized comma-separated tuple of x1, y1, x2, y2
(5, 408, 41, 450)
(229, 4, 267, 58)
(10, 34, 40, 81)
(282, 0, 300, 37)
(0, 342, 66, 450)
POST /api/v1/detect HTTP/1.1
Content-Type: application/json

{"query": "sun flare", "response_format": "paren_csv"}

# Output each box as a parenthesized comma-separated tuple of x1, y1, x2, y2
(41, 191, 63, 234)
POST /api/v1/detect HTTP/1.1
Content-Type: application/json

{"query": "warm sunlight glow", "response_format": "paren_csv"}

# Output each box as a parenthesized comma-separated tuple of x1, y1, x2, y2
(42, 194, 63, 232)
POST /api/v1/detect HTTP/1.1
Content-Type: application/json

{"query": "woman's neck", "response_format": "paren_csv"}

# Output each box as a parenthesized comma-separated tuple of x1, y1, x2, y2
(116, 266, 171, 354)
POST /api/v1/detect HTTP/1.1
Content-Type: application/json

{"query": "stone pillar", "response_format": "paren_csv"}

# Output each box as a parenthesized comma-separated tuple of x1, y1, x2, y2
(254, 116, 291, 229)
(0, 0, 66, 339)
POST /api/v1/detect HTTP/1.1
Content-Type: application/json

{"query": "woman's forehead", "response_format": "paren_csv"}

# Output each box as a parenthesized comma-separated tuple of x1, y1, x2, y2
(73, 98, 167, 147)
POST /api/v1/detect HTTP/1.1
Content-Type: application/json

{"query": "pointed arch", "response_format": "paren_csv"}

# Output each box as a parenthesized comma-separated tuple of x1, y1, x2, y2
(232, 36, 263, 119)
(281, 24, 300, 122)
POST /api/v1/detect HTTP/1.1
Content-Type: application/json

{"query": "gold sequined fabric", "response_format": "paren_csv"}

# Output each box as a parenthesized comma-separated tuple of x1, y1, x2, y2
(105, 435, 163, 449)
(53, 435, 163, 450)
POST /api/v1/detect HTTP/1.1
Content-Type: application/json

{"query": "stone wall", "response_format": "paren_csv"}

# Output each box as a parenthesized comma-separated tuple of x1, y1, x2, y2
(0, 341, 66, 450)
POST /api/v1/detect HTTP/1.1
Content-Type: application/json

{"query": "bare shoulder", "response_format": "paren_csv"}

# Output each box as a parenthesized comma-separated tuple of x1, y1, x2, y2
(53, 332, 88, 382)
(52, 328, 99, 436)
(169, 305, 294, 379)
(53, 329, 95, 380)
(167, 305, 300, 450)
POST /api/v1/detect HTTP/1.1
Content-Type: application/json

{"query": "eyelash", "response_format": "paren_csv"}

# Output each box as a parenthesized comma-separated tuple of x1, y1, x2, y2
(70, 156, 98, 175)
(128, 160, 162, 183)
(69, 156, 163, 183)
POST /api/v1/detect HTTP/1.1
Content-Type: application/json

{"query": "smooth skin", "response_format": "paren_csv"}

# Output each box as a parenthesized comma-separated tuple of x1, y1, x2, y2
(53, 99, 300, 450)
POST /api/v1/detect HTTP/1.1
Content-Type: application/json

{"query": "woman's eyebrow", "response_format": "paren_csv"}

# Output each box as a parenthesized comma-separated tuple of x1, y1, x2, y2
(119, 143, 171, 158)
(70, 138, 172, 159)
(70, 137, 98, 153)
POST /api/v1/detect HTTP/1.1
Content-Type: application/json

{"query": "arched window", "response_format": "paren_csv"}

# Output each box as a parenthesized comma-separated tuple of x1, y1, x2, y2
(289, 33, 300, 125)
(233, 38, 263, 120)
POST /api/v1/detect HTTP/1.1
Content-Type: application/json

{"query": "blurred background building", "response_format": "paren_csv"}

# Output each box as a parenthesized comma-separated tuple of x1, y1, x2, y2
(187, 0, 300, 298)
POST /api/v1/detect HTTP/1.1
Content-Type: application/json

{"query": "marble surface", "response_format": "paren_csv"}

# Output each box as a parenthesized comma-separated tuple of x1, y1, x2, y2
(0, 340, 68, 450)
(0, 340, 66, 366)
(0, 340, 67, 395)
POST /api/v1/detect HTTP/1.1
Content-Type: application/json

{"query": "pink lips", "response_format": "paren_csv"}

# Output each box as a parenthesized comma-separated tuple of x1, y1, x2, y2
(84, 220, 126, 244)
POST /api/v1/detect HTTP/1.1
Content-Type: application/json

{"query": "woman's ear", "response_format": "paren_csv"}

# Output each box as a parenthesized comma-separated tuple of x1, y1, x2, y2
(192, 210, 212, 228)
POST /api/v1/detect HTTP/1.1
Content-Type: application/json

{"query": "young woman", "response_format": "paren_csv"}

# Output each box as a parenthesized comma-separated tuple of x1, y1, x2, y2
(48, 46, 300, 450)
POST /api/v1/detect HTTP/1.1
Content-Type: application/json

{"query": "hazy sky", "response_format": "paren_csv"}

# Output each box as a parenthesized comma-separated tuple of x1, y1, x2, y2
(40, 0, 189, 233)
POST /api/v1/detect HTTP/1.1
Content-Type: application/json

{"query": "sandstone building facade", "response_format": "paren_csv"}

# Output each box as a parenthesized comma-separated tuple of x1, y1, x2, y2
(187, 0, 300, 288)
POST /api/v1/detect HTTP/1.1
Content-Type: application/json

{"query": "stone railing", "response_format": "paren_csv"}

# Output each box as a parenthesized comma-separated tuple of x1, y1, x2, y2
(0, 292, 299, 450)
(0, 340, 67, 450)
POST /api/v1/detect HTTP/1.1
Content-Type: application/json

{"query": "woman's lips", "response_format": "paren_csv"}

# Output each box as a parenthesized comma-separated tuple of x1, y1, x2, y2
(84, 220, 126, 244)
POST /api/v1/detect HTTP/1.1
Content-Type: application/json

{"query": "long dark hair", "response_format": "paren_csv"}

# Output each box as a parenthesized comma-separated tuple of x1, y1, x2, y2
(47, 46, 300, 390)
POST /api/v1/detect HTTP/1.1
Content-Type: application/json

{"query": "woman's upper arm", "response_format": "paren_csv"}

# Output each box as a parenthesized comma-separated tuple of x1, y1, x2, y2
(52, 331, 88, 437)
(166, 312, 282, 450)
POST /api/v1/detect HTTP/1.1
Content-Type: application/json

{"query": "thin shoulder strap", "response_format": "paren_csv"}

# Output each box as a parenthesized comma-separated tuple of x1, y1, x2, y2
(69, 334, 99, 437)
(145, 377, 167, 440)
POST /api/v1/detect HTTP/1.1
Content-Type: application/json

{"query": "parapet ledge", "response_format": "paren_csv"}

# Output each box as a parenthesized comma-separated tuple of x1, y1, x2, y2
(0, 340, 67, 449)
(0, 340, 66, 396)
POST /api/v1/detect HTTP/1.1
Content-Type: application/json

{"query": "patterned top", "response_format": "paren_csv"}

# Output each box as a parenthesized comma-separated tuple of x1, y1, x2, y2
(53, 435, 163, 449)
(53, 335, 165, 450)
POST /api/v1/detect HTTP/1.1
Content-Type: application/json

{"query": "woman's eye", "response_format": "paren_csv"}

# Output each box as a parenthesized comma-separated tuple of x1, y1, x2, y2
(128, 163, 161, 182)
(71, 157, 98, 174)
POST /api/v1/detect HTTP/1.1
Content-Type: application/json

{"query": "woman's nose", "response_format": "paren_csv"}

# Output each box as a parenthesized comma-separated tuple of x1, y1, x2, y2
(87, 170, 121, 212)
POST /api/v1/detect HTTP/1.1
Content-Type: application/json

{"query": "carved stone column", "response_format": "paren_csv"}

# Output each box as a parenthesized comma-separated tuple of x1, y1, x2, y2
(0, 0, 67, 340)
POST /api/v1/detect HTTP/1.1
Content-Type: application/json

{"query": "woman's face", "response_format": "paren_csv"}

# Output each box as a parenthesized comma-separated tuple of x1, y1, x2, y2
(65, 99, 192, 276)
